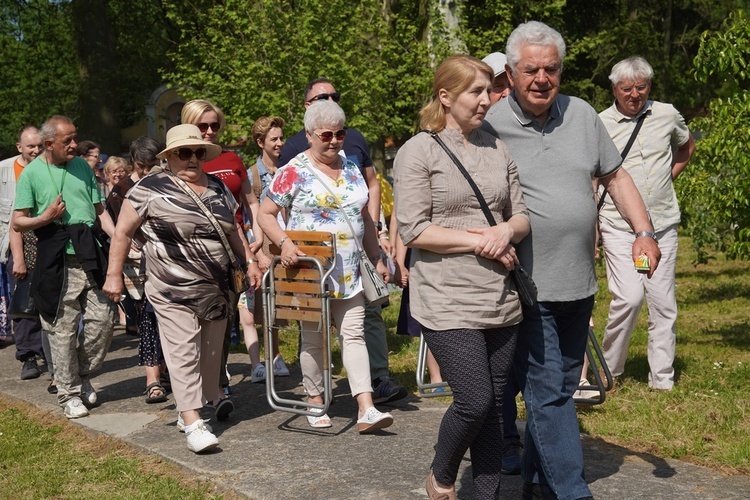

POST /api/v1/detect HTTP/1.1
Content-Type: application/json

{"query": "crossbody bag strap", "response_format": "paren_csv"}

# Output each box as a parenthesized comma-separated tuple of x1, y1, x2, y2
(427, 131, 497, 227)
(597, 111, 648, 212)
(166, 170, 236, 261)
(300, 161, 369, 258)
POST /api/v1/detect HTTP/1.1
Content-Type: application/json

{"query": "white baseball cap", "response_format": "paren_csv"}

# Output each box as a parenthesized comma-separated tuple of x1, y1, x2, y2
(482, 52, 508, 78)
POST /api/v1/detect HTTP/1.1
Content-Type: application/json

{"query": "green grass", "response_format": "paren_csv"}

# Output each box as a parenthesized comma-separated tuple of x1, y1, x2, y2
(579, 237, 750, 473)
(0, 399, 237, 499)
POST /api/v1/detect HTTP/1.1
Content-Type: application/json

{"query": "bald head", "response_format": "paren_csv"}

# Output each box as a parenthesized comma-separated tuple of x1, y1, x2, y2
(16, 126, 42, 166)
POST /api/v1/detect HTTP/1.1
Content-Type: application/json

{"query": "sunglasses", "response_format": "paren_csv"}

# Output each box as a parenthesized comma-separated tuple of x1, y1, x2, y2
(197, 122, 221, 133)
(314, 130, 346, 142)
(174, 147, 208, 161)
(306, 92, 341, 104)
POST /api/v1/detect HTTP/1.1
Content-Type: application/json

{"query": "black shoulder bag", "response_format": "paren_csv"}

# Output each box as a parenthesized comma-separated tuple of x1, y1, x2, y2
(428, 131, 538, 306)
(597, 112, 647, 211)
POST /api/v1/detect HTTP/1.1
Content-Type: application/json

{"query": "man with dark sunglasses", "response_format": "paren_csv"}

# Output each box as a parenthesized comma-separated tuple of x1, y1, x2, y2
(278, 77, 408, 405)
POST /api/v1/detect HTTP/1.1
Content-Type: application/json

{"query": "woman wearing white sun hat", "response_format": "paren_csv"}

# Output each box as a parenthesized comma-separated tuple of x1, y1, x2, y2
(103, 124, 262, 453)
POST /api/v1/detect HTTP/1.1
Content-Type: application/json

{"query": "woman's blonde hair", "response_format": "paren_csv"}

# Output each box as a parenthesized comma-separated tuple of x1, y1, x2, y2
(103, 156, 128, 182)
(180, 99, 227, 132)
(419, 55, 493, 132)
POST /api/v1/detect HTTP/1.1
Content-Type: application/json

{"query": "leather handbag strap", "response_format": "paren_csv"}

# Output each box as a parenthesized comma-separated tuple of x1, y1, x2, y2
(597, 111, 647, 212)
(428, 131, 498, 227)
(166, 170, 236, 262)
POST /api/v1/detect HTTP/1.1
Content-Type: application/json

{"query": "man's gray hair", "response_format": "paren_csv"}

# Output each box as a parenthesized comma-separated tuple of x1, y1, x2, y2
(506, 21, 566, 75)
(609, 56, 654, 85)
(304, 100, 345, 134)
(129, 136, 161, 165)
(40, 115, 73, 143)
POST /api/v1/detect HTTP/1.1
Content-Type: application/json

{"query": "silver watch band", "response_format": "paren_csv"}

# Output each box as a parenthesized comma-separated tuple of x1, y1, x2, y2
(634, 231, 657, 240)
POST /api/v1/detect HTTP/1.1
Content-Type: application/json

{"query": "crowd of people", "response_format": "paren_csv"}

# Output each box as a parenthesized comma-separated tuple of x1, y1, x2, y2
(0, 19, 694, 500)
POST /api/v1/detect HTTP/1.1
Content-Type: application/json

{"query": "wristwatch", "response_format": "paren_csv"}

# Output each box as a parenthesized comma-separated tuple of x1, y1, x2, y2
(375, 221, 383, 232)
(634, 231, 657, 241)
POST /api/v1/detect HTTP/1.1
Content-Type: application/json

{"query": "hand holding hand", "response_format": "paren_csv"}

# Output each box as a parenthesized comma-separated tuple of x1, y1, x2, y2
(468, 224, 514, 261)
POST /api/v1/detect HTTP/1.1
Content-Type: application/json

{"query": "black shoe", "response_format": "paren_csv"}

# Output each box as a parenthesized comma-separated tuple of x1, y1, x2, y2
(215, 398, 234, 421)
(372, 376, 408, 404)
(522, 481, 556, 500)
(501, 440, 523, 475)
(21, 357, 42, 380)
(47, 380, 58, 394)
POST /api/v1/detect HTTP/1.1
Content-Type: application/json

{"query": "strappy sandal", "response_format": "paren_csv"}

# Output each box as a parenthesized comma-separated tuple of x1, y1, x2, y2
(306, 412, 332, 428)
(144, 382, 168, 404)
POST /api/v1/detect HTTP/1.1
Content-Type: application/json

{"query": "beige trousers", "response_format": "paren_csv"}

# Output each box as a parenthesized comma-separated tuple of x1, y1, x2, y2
(301, 291, 372, 398)
(146, 281, 226, 412)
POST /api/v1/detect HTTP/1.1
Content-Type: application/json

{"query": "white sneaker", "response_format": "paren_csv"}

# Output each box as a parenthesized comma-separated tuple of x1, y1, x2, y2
(356, 407, 393, 434)
(574, 378, 601, 401)
(185, 420, 219, 453)
(251, 363, 266, 383)
(63, 397, 90, 419)
(81, 378, 97, 406)
(177, 412, 212, 433)
(273, 355, 290, 377)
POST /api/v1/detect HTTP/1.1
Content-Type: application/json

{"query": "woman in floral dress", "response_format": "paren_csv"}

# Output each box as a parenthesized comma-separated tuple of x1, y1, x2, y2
(257, 100, 393, 434)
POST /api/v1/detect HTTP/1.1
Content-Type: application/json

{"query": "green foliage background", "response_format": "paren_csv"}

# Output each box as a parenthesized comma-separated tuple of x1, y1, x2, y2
(2, 0, 750, 258)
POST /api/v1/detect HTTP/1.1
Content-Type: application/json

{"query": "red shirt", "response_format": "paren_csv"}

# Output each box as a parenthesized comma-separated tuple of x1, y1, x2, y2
(202, 150, 248, 224)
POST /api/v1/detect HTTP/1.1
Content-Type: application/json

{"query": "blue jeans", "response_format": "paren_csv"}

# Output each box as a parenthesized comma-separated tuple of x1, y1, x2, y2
(514, 296, 594, 500)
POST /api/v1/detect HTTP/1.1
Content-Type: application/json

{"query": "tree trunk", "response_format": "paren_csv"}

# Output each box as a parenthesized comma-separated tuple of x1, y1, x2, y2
(71, 0, 120, 154)
(661, 0, 673, 101)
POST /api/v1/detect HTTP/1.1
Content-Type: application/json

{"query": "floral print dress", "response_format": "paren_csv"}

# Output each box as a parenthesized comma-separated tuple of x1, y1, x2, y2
(268, 152, 369, 299)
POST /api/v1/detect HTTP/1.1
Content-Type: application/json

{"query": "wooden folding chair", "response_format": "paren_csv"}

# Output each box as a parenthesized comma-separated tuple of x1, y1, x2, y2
(262, 230, 336, 417)
(416, 334, 452, 398)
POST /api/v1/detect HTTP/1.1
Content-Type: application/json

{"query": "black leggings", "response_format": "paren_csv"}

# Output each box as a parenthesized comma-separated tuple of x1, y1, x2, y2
(423, 325, 517, 500)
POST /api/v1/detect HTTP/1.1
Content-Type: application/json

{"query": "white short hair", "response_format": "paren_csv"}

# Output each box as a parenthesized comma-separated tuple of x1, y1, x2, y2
(609, 56, 654, 85)
(304, 100, 345, 134)
(506, 21, 566, 76)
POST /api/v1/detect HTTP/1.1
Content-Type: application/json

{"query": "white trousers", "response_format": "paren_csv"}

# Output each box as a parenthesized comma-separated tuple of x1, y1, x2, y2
(601, 223, 678, 389)
(300, 292, 372, 398)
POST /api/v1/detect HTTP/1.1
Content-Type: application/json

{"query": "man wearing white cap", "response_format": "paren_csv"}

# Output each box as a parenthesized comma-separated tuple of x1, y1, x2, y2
(482, 52, 512, 104)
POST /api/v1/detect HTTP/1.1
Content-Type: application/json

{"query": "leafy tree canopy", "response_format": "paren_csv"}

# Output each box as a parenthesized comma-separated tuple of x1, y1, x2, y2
(0, 0, 78, 156)
(162, 0, 437, 146)
(677, 10, 750, 262)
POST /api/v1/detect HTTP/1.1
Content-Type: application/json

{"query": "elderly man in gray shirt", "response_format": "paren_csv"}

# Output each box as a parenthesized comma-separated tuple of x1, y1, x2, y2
(483, 21, 661, 500)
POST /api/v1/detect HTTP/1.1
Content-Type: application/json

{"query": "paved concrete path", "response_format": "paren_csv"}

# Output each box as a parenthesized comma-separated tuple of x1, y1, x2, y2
(1, 328, 748, 499)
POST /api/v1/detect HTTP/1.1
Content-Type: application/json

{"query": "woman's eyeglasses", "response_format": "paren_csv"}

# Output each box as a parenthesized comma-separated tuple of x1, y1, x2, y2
(314, 130, 347, 142)
(306, 92, 341, 104)
(174, 147, 207, 161)
(197, 122, 221, 133)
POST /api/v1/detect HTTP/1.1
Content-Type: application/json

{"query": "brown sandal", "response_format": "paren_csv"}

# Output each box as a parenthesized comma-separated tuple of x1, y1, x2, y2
(144, 382, 168, 404)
